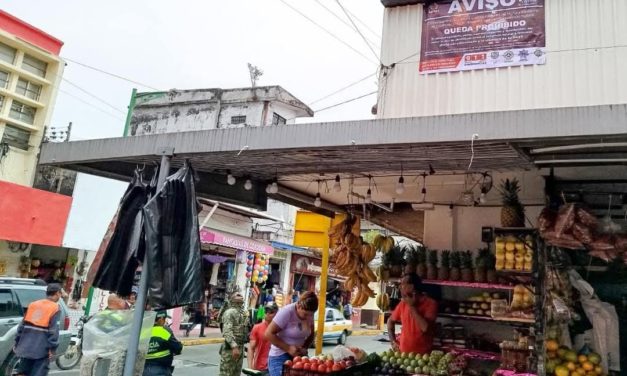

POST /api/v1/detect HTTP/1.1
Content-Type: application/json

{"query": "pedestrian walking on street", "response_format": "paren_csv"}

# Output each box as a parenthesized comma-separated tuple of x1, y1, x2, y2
(247, 302, 279, 372)
(143, 311, 182, 376)
(219, 292, 248, 376)
(265, 291, 318, 376)
(13, 283, 63, 376)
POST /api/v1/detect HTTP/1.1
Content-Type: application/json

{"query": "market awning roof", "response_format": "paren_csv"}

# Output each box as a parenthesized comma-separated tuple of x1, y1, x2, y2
(40, 104, 627, 213)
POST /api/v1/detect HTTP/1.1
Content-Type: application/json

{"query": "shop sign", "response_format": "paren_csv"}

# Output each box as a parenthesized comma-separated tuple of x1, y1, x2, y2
(271, 250, 288, 260)
(200, 229, 274, 255)
(291, 255, 341, 278)
(419, 0, 546, 73)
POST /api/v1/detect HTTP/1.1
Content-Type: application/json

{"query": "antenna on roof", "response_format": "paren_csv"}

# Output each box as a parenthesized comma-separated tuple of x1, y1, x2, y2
(248, 63, 263, 88)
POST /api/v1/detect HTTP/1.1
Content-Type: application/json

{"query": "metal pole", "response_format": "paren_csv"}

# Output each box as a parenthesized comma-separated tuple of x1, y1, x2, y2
(123, 149, 172, 376)
(314, 233, 330, 355)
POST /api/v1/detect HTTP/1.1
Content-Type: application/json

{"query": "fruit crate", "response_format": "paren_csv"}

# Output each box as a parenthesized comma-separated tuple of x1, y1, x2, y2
(283, 362, 373, 376)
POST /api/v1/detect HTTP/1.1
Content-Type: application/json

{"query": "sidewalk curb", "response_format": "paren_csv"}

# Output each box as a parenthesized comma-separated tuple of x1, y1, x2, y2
(180, 330, 383, 346)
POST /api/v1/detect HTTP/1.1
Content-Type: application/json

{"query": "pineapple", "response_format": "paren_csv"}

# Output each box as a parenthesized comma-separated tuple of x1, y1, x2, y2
(426, 250, 438, 280)
(474, 248, 489, 283)
(499, 178, 525, 228)
(486, 253, 498, 283)
(404, 245, 419, 275)
(461, 250, 474, 282)
(437, 251, 451, 281)
(415, 247, 427, 278)
(449, 252, 462, 281)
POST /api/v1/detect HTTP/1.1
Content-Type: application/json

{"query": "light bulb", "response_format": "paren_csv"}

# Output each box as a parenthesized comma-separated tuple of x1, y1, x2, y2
(244, 179, 252, 191)
(270, 181, 279, 194)
(365, 189, 372, 204)
(395, 176, 405, 195)
(226, 170, 236, 186)
(479, 192, 487, 204)
(266, 185, 272, 194)
(314, 193, 322, 208)
(333, 175, 341, 192)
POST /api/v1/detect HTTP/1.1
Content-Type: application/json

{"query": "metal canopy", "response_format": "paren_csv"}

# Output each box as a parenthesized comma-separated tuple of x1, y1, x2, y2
(40, 104, 627, 209)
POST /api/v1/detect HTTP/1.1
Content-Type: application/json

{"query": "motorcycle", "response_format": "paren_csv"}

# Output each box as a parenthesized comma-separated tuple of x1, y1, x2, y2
(55, 316, 87, 370)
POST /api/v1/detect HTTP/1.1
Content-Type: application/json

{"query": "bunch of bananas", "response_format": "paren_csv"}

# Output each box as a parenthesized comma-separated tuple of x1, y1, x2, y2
(373, 234, 395, 253)
(376, 292, 390, 311)
(330, 217, 377, 307)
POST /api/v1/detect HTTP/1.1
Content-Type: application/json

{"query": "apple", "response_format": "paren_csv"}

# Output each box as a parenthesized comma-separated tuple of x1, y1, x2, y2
(325, 360, 334, 368)
(293, 362, 303, 370)
(318, 365, 327, 373)
(304, 363, 311, 371)
(293, 356, 302, 363)
(284, 360, 293, 367)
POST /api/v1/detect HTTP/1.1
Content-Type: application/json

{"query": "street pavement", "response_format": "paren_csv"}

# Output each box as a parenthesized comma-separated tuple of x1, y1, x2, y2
(49, 335, 391, 375)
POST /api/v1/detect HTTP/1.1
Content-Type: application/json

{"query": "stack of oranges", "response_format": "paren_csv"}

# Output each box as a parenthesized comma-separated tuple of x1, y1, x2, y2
(545, 340, 604, 376)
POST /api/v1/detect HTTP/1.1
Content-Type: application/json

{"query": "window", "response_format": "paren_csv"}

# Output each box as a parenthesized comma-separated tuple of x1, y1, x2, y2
(231, 115, 246, 125)
(14, 289, 45, 315)
(21, 54, 47, 78)
(0, 42, 16, 65)
(2, 124, 31, 150)
(9, 101, 36, 124)
(0, 70, 9, 88)
(0, 95, 4, 109)
(325, 310, 334, 322)
(16, 78, 42, 101)
(0, 290, 21, 318)
(272, 112, 286, 126)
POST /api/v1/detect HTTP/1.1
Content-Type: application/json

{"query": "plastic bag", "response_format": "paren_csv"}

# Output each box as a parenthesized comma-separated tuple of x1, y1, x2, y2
(554, 204, 576, 238)
(576, 208, 599, 230)
(81, 310, 155, 376)
(144, 160, 203, 309)
(538, 208, 557, 233)
(571, 223, 593, 245)
(332, 345, 356, 362)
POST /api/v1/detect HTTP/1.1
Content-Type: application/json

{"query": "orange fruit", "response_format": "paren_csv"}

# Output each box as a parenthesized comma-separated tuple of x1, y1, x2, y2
(594, 366, 603, 374)
(546, 340, 560, 352)
(555, 365, 570, 376)
(582, 362, 594, 372)
(578, 355, 588, 364)
(566, 362, 577, 371)
(571, 371, 583, 376)
(576, 368, 586, 375)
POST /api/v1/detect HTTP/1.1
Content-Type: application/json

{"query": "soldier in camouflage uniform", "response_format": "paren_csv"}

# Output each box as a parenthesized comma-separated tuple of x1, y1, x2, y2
(219, 292, 248, 376)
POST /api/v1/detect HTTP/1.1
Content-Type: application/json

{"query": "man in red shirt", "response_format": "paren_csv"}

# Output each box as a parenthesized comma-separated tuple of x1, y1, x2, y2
(248, 302, 278, 371)
(388, 272, 438, 354)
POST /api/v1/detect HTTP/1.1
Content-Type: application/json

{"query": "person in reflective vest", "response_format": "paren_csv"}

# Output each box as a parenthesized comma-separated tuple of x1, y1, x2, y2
(143, 311, 183, 376)
(14, 283, 63, 376)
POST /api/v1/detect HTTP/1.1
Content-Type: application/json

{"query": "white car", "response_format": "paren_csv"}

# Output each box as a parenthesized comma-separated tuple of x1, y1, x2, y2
(313, 308, 353, 345)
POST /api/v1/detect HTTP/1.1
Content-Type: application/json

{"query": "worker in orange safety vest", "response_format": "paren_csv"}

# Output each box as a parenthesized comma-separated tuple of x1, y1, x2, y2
(14, 283, 63, 376)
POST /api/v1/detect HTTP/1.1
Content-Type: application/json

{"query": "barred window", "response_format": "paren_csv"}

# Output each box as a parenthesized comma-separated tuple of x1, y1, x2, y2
(272, 112, 286, 126)
(231, 115, 246, 125)
(0, 42, 16, 65)
(22, 54, 47, 78)
(16, 78, 42, 101)
(9, 101, 36, 125)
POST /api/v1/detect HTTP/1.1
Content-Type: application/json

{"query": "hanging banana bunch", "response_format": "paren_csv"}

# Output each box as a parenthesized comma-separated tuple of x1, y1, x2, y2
(373, 234, 395, 253)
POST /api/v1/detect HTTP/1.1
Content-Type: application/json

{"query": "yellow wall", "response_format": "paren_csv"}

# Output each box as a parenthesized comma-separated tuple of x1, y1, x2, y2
(0, 30, 63, 186)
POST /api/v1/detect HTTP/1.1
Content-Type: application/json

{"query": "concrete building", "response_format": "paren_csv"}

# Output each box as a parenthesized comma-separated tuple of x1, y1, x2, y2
(127, 85, 313, 136)
(0, 10, 70, 278)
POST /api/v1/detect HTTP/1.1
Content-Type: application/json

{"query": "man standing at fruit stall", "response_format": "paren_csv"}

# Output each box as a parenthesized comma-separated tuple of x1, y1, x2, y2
(388, 272, 438, 354)
(219, 292, 248, 376)
(247, 302, 279, 372)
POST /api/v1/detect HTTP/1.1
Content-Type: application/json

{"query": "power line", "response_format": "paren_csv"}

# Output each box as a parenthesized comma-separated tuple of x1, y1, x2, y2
(335, 0, 381, 64)
(62, 78, 126, 115)
(62, 57, 161, 91)
(278, 0, 378, 65)
(58, 88, 126, 121)
(309, 72, 376, 105)
(314, 90, 377, 113)
(344, 6, 382, 40)
(313, 0, 380, 51)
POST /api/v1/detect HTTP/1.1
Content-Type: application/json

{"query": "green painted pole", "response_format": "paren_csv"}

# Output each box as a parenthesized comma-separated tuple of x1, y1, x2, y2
(122, 88, 137, 137)
(84, 287, 94, 316)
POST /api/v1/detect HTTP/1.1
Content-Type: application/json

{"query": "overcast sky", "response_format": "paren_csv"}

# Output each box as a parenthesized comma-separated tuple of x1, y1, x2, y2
(5, 0, 384, 141)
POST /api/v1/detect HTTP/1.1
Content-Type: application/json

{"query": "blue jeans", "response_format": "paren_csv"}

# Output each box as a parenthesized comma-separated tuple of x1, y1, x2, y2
(142, 363, 173, 376)
(15, 357, 49, 376)
(267, 353, 291, 376)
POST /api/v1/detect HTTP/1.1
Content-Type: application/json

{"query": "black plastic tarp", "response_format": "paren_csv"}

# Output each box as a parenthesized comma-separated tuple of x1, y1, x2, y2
(143, 160, 203, 309)
(92, 169, 153, 296)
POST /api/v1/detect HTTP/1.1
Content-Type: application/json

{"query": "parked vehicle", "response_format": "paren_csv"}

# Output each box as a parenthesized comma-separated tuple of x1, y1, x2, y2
(55, 315, 87, 370)
(0, 278, 72, 376)
(313, 308, 353, 345)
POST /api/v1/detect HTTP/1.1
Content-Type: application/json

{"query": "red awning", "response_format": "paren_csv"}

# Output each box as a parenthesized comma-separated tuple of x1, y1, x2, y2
(0, 181, 72, 246)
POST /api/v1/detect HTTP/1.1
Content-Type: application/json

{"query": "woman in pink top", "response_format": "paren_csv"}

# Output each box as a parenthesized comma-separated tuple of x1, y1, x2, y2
(264, 291, 318, 376)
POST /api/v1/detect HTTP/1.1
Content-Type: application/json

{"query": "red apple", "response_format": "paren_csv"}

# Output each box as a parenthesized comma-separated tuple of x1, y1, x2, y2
(303, 363, 311, 371)
(332, 364, 343, 372)
(293, 356, 302, 363)
(293, 362, 303, 370)
(325, 360, 334, 368)
(284, 360, 293, 367)
(318, 365, 327, 373)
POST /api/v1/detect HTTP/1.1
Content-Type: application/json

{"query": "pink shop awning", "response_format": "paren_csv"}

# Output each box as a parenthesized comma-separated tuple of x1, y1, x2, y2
(200, 229, 274, 255)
